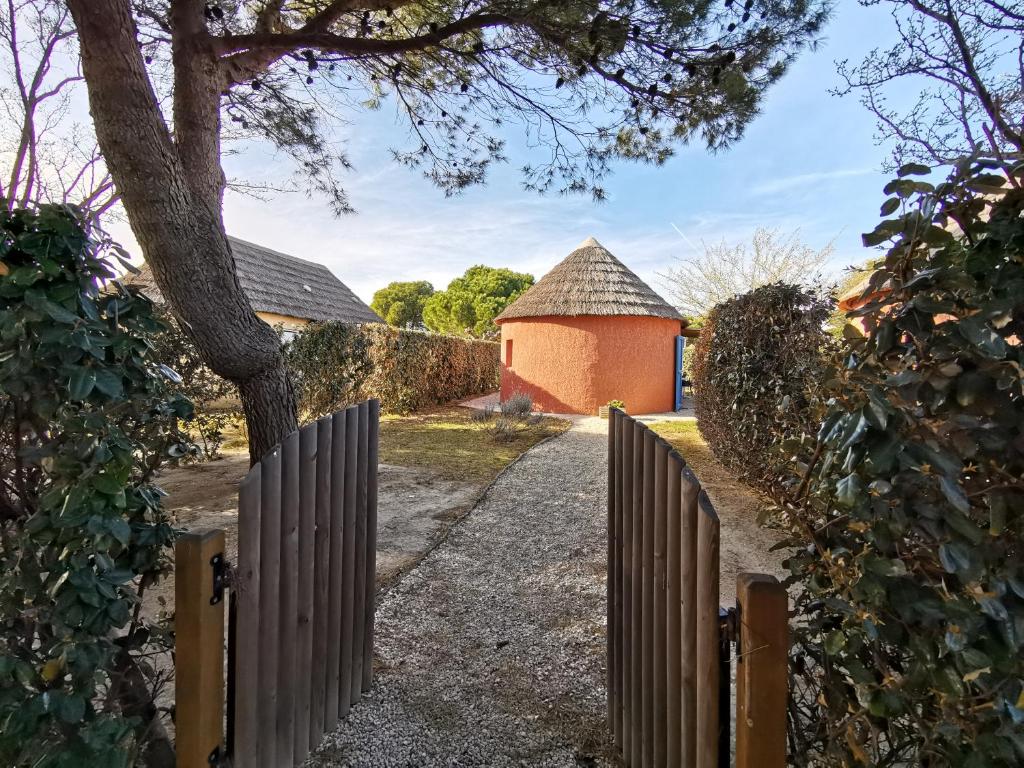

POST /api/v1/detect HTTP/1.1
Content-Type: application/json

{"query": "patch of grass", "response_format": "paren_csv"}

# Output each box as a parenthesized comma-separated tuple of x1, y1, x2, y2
(379, 406, 571, 484)
(646, 420, 722, 485)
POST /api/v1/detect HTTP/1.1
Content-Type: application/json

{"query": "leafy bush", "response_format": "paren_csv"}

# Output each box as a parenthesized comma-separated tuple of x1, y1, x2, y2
(690, 282, 834, 495)
(607, 399, 625, 410)
(500, 392, 533, 418)
(780, 159, 1024, 766)
(288, 322, 499, 418)
(0, 205, 192, 767)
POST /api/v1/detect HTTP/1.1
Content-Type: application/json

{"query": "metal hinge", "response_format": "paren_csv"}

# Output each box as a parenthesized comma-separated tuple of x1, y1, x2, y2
(209, 552, 226, 605)
(719, 606, 738, 644)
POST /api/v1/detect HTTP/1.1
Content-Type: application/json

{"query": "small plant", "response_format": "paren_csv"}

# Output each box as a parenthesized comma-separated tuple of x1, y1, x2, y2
(607, 399, 625, 410)
(469, 405, 494, 423)
(488, 415, 523, 442)
(500, 392, 533, 418)
(190, 409, 236, 461)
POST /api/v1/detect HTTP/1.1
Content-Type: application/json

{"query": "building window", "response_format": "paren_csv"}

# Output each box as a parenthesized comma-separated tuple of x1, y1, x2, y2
(505, 339, 513, 367)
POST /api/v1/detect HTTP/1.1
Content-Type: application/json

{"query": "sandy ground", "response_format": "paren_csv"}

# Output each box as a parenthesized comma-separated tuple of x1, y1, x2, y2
(156, 451, 487, 592)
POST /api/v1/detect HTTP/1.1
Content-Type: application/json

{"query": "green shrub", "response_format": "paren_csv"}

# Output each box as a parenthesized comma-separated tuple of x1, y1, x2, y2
(690, 283, 834, 495)
(500, 392, 533, 418)
(287, 322, 499, 418)
(0, 204, 192, 767)
(781, 159, 1024, 766)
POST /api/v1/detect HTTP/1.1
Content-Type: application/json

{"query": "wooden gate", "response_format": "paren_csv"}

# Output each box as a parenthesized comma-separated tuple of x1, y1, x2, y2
(606, 409, 788, 768)
(175, 399, 380, 768)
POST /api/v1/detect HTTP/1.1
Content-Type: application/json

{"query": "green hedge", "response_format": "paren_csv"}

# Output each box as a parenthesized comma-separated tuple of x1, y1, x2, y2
(287, 322, 499, 417)
(691, 283, 834, 496)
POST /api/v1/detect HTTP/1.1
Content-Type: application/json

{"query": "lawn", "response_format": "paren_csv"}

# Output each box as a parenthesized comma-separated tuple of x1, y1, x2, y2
(378, 406, 571, 483)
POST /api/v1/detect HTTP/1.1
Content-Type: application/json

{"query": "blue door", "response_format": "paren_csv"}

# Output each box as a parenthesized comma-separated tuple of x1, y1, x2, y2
(674, 335, 686, 411)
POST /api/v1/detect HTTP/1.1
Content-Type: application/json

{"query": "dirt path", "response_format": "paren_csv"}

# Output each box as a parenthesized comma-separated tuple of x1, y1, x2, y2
(308, 417, 615, 768)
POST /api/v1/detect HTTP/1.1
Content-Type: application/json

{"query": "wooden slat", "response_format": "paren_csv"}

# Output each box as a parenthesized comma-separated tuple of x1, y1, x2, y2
(665, 452, 684, 768)
(257, 448, 282, 768)
(175, 530, 225, 768)
(607, 408, 617, 737)
(324, 411, 346, 725)
(350, 400, 369, 704)
(362, 398, 380, 693)
(277, 431, 300, 767)
(294, 422, 318, 761)
(630, 420, 644, 767)
(235, 466, 262, 768)
(653, 438, 669, 768)
(642, 429, 656, 768)
(338, 405, 359, 716)
(620, 414, 635, 759)
(695, 491, 720, 768)
(310, 415, 333, 744)
(736, 574, 788, 768)
(680, 467, 700, 768)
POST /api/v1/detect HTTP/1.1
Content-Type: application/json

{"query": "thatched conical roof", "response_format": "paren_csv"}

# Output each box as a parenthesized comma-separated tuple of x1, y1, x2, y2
(496, 237, 682, 322)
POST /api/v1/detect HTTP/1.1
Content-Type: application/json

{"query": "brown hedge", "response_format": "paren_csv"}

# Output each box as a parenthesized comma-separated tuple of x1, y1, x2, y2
(287, 322, 499, 417)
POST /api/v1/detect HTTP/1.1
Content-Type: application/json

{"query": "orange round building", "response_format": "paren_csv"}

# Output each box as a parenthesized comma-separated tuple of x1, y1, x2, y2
(495, 237, 688, 415)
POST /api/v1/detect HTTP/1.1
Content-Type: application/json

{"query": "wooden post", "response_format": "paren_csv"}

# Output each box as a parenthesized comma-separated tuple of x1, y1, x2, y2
(621, 414, 635, 760)
(362, 398, 380, 693)
(641, 429, 656, 768)
(665, 452, 684, 768)
(311, 414, 334, 742)
(234, 466, 261, 768)
(175, 529, 226, 768)
(653, 438, 669, 768)
(695, 491, 721, 768)
(339, 404, 359, 715)
(295, 421, 318, 762)
(325, 410, 347, 725)
(679, 467, 700, 768)
(350, 400, 369, 705)
(257, 448, 282, 768)
(736, 574, 789, 768)
(277, 430, 300, 768)
(607, 408, 617, 738)
(630, 421, 644, 767)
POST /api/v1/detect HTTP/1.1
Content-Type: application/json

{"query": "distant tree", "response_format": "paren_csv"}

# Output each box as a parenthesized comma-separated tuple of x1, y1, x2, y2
(835, 0, 1024, 169)
(660, 227, 833, 318)
(423, 265, 533, 338)
(371, 280, 434, 328)
(65, 0, 831, 462)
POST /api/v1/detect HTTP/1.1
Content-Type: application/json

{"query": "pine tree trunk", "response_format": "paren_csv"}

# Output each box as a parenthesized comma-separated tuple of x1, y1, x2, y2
(67, 0, 297, 464)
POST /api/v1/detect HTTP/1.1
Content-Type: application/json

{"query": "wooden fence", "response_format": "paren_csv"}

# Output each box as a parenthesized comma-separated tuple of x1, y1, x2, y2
(175, 399, 380, 768)
(606, 409, 788, 768)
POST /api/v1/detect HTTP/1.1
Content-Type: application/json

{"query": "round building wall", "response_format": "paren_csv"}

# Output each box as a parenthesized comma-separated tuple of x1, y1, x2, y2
(498, 315, 680, 415)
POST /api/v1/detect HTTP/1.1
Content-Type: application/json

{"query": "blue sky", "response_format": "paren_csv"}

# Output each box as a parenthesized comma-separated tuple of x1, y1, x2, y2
(111, 1, 901, 305)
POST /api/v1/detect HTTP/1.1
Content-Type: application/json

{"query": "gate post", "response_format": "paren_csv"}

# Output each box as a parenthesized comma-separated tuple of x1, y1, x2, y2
(735, 573, 788, 768)
(175, 529, 226, 768)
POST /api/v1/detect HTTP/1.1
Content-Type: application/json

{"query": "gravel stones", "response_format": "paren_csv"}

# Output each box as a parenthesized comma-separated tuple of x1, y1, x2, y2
(308, 417, 615, 767)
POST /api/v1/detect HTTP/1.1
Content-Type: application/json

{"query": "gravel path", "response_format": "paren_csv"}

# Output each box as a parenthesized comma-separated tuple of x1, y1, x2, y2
(308, 417, 615, 768)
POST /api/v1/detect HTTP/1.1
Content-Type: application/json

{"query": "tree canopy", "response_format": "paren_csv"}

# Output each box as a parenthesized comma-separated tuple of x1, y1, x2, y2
(65, 0, 831, 459)
(371, 279, 434, 327)
(423, 265, 533, 337)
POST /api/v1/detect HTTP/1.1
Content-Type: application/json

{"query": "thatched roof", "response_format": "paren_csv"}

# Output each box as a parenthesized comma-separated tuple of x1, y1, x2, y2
(496, 237, 683, 322)
(123, 236, 382, 324)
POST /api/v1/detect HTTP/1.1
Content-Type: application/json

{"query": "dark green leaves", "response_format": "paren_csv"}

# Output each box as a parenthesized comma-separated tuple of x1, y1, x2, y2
(0, 203, 186, 765)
